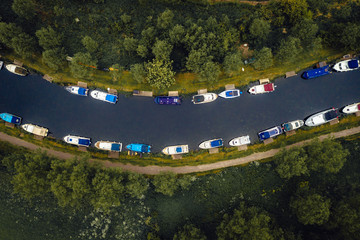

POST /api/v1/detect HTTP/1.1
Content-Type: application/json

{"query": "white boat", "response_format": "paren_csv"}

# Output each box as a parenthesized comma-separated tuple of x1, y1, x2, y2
(219, 89, 242, 99)
(342, 102, 360, 114)
(63, 135, 91, 147)
(281, 120, 304, 132)
(248, 79, 275, 94)
(199, 138, 223, 149)
(333, 59, 359, 72)
(192, 93, 218, 104)
(229, 135, 250, 146)
(90, 90, 118, 104)
(162, 145, 189, 155)
(0, 61, 3, 70)
(21, 124, 48, 137)
(95, 141, 122, 152)
(305, 108, 339, 127)
(5, 64, 28, 76)
(65, 86, 89, 96)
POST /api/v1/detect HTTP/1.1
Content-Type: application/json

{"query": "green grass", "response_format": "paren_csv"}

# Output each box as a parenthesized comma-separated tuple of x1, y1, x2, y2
(1, 115, 359, 167)
(2, 48, 345, 95)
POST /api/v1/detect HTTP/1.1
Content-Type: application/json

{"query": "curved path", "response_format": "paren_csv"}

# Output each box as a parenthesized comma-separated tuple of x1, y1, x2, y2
(1, 125, 359, 174)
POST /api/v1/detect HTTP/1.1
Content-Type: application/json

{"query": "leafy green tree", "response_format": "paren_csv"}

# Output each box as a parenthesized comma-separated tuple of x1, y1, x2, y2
(173, 224, 206, 240)
(0, 22, 22, 47)
(125, 172, 149, 199)
(123, 37, 138, 52)
(110, 64, 124, 82)
(137, 44, 148, 58)
(11, 150, 52, 199)
(120, 13, 131, 24)
(249, 19, 271, 47)
(306, 138, 349, 173)
(141, 27, 157, 48)
(177, 175, 194, 191)
(217, 202, 284, 240)
(253, 47, 273, 70)
(11, 33, 36, 58)
(275, 147, 309, 179)
(42, 47, 67, 71)
(81, 36, 99, 54)
(276, 37, 302, 63)
(12, 0, 37, 20)
(276, 0, 312, 25)
(290, 19, 319, 49)
(152, 172, 178, 196)
(152, 39, 173, 60)
(130, 63, 146, 83)
(198, 61, 220, 84)
(70, 52, 97, 79)
(223, 51, 243, 76)
(157, 9, 174, 29)
(290, 193, 331, 225)
(145, 58, 175, 89)
(36, 26, 63, 50)
(91, 169, 125, 209)
(169, 24, 185, 44)
(341, 23, 360, 51)
(186, 48, 212, 73)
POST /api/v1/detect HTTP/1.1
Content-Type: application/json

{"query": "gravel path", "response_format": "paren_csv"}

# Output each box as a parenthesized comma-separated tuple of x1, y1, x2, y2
(1, 126, 359, 175)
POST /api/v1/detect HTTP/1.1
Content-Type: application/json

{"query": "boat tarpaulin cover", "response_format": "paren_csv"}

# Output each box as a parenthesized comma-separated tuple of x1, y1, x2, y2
(358, 104, 360, 110)
(210, 139, 223, 147)
(324, 110, 338, 121)
(176, 147, 182, 153)
(111, 143, 121, 151)
(141, 145, 150, 152)
(264, 83, 274, 91)
(78, 88, 87, 95)
(105, 94, 117, 103)
(78, 138, 90, 146)
(348, 60, 359, 69)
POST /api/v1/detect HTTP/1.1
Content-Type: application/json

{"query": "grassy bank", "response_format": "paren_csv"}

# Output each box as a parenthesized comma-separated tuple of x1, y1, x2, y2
(2, 48, 344, 95)
(1, 115, 359, 167)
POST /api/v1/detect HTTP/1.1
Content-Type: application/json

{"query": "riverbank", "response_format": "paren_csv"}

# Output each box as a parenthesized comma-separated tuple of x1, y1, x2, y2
(1, 114, 359, 170)
(1, 48, 345, 95)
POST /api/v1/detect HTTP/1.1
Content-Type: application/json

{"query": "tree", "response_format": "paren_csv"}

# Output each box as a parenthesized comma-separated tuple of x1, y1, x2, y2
(110, 64, 124, 82)
(276, 0, 312, 25)
(145, 58, 175, 89)
(217, 202, 284, 240)
(0, 22, 22, 47)
(290, 19, 319, 49)
(173, 224, 207, 240)
(42, 47, 67, 71)
(157, 9, 174, 29)
(70, 52, 97, 79)
(125, 172, 149, 199)
(123, 37, 138, 52)
(177, 175, 194, 191)
(152, 40, 173, 60)
(290, 193, 331, 225)
(36, 26, 63, 50)
(275, 147, 309, 179)
(169, 24, 185, 44)
(130, 63, 146, 83)
(12, 0, 37, 20)
(152, 172, 178, 196)
(91, 169, 125, 210)
(249, 19, 271, 47)
(186, 48, 212, 73)
(11, 150, 52, 199)
(341, 23, 360, 51)
(306, 138, 349, 174)
(11, 32, 36, 58)
(137, 44, 148, 58)
(253, 47, 273, 70)
(223, 51, 243, 76)
(276, 37, 302, 63)
(198, 61, 220, 84)
(81, 36, 99, 54)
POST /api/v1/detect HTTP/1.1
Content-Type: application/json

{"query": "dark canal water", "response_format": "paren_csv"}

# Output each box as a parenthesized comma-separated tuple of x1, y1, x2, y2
(0, 68, 359, 152)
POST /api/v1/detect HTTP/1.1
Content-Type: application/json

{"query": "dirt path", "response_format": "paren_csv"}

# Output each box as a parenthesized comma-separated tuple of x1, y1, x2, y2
(1, 126, 359, 175)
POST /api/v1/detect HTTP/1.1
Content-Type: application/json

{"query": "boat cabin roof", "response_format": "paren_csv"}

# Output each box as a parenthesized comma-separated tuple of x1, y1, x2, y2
(111, 143, 121, 151)
(176, 147, 182, 153)
(210, 139, 223, 147)
(226, 90, 239, 97)
(324, 110, 338, 121)
(78, 139, 90, 146)
(348, 60, 359, 69)
(105, 94, 117, 103)
(264, 83, 274, 91)
(193, 95, 204, 102)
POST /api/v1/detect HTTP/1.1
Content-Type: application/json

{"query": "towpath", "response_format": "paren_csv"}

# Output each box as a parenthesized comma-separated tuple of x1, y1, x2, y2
(1, 126, 359, 175)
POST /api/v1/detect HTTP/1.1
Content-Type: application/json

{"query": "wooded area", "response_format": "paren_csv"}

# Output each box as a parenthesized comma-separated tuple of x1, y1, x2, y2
(0, 0, 359, 89)
(0, 135, 359, 239)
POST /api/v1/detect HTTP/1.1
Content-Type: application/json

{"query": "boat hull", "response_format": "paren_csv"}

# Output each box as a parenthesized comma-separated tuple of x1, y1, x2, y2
(281, 120, 304, 132)
(95, 141, 122, 152)
(65, 86, 88, 96)
(342, 103, 360, 114)
(248, 83, 275, 94)
(63, 135, 91, 147)
(305, 108, 338, 127)
(333, 59, 359, 72)
(218, 89, 242, 99)
(162, 145, 189, 155)
(5, 64, 28, 76)
(228, 135, 250, 146)
(126, 143, 151, 153)
(192, 93, 218, 104)
(0, 113, 22, 125)
(199, 138, 223, 149)
(90, 90, 118, 104)
(21, 124, 48, 136)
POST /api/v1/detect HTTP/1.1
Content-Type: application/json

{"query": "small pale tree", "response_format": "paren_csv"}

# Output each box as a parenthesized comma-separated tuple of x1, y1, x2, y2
(253, 47, 273, 70)
(110, 64, 124, 82)
(70, 52, 97, 79)
(275, 147, 309, 179)
(223, 51, 243, 76)
(42, 47, 67, 71)
(145, 58, 175, 89)
(130, 63, 146, 83)
(152, 39, 173, 60)
(198, 61, 220, 84)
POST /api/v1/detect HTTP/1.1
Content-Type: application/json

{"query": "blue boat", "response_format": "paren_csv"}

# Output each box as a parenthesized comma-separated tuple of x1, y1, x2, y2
(218, 89, 242, 99)
(154, 96, 181, 105)
(126, 143, 151, 153)
(90, 90, 118, 104)
(65, 86, 89, 96)
(63, 135, 91, 147)
(258, 126, 283, 141)
(199, 138, 223, 149)
(302, 66, 330, 79)
(0, 113, 22, 125)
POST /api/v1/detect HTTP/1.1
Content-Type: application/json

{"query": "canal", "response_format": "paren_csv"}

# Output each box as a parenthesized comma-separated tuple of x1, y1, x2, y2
(0, 68, 359, 152)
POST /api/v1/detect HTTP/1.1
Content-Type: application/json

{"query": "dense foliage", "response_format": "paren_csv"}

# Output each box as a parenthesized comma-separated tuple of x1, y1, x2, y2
(0, 0, 359, 88)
